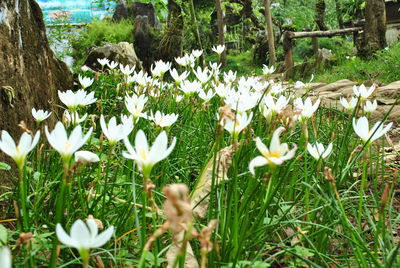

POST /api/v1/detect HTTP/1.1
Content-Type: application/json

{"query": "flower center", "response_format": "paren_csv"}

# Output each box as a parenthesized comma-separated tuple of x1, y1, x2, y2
(139, 149, 148, 160)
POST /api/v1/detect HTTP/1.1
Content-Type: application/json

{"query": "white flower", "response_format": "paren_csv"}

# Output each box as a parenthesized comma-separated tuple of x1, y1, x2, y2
(56, 219, 114, 251)
(249, 127, 297, 175)
(148, 111, 179, 128)
(294, 97, 321, 119)
(119, 64, 135, 76)
(58, 90, 97, 110)
(294, 81, 306, 89)
(175, 54, 194, 67)
(78, 75, 94, 89)
(307, 142, 333, 160)
(170, 69, 189, 84)
(223, 70, 237, 84)
(97, 58, 109, 67)
(353, 84, 376, 100)
(180, 80, 202, 95)
(100, 115, 134, 145)
(193, 67, 211, 84)
(0, 247, 11, 268)
(364, 99, 378, 113)
(107, 61, 118, 70)
(175, 95, 184, 102)
(352, 117, 392, 144)
(198, 89, 215, 102)
(222, 112, 253, 138)
(151, 60, 171, 78)
(340, 97, 358, 111)
(215, 83, 231, 98)
(123, 130, 176, 178)
(45, 122, 93, 161)
(63, 110, 87, 126)
(75, 151, 100, 163)
(263, 94, 289, 114)
(192, 49, 203, 58)
(0, 130, 40, 168)
(269, 83, 286, 95)
(262, 65, 275, 76)
(125, 94, 148, 120)
(212, 45, 225, 54)
(32, 108, 52, 123)
(80, 65, 91, 72)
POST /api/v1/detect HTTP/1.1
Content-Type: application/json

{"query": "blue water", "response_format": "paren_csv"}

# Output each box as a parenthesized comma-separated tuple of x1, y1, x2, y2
(36, 0, 115, 24)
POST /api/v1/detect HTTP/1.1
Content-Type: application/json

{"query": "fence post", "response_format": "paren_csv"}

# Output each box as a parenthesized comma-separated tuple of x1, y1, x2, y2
(283, 31, 294, 74)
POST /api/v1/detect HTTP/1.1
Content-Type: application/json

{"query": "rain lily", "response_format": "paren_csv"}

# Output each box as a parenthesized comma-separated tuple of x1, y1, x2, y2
(125, 93, 148, 121)
(180, 80, 202, 95)
(147, 111, 179, 128)
(364, 99, 378, 113)
(75, 151, 100, 163)
(78, 75, 94, 89)
(0, 130, 40, 169)
(119, 64, 135, 76)
(224, 70, 237, 84)
(123, 130, 176, 178)
(193, 66, 211, 84)
(352, 117, 392, 144)
(222, 112, 253, 140)
(215, 83, 231, 98)
(97, 58, 109, 67)
(58, 90, 97, 110)
(249, 127, 297, 175)
(307, 142, 333, 160)
(199, 89, 215, 102)
(100, 115, 134, 145)
(294, 97, 321, 119)
(353, 84, 376, 100)
(263, 94, 289, 115)
(340, 97, 358, 111)
(45, 122, 93, 162)
(212, 45, 225, 55)
(56, 219, 114, 254)
(63, 110, 87, 127)
(107, 60, 118, 70)
(192, 49, 203, 58)
(151, 60, 171, 78)
(0, 247, 11, 268)
(269, 83, 286, 95)
(170, 69, 189, 84)
(32, 108, 52, 123)
(294, 81, 305, 89)
(262, 65, 275, 76)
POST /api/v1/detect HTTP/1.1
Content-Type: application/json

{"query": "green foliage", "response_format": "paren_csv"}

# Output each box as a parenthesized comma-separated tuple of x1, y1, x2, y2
(72, 19, 134, 68)
(316, 43, 400, 84)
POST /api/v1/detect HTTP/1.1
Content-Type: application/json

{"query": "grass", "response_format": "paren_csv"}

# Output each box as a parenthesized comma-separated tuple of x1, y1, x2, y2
(0, 54, 398, 267)
(316, 42, 400, 84)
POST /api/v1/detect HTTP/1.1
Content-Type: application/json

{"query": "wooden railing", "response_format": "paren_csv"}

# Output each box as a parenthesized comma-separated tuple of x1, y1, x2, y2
(282, 27, 362, 75)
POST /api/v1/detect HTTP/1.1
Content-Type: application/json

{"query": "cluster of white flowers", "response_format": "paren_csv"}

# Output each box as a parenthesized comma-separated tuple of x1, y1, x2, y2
(0, 47, 394, 266)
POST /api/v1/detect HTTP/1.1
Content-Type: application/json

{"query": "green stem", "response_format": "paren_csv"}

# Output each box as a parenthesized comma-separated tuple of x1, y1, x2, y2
(49, 162, 70, 268)
(357, 154, 369, 231)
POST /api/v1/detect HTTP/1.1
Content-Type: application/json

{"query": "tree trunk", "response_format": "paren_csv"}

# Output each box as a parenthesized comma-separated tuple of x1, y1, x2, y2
(315, 0, 327, 31)
(263, 0, 276, 65)
(188, 0, 205, 67)
(215, 0, 227, 67)
(334, 0, 344, 29)
(357, 0, 387, 57)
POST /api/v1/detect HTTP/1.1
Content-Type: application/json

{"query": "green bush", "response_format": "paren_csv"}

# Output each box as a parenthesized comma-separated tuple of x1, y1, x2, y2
(72, 19, 134, 68)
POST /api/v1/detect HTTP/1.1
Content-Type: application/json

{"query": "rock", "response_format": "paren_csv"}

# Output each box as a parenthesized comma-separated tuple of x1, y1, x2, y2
(375, 81, 400, 105)
(315, 79, 357, 93)
(83, 42, 142, 71)
(113, 1, 160, 28)
(0, 0, 72, 139)
(315, 48, 337, 69)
